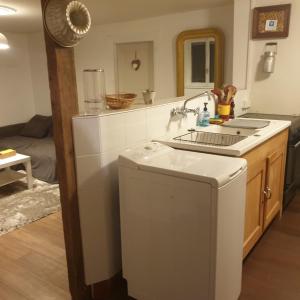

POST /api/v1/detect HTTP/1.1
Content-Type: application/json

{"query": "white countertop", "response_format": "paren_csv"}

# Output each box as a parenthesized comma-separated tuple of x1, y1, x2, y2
(155, 118, 291, 157)
(75, 96, 188, 118)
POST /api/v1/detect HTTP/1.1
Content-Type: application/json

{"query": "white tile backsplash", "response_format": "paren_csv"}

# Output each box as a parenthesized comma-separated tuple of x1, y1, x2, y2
(75, 152, 122, 284)
(146, 104, 174, 140)
(99, 114, 126, 153)
(72, 116, 101, 156)
(72, 96, 205, 284)
(124, 110, 147, 147)
(75, 155, 102, 189)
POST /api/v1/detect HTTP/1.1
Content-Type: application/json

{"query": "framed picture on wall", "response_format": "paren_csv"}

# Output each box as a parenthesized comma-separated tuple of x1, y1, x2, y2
(252, 4, 291, 39)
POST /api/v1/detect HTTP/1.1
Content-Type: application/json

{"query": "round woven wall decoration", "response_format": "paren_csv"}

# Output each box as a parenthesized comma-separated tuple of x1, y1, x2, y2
(44, 0, 91, 47)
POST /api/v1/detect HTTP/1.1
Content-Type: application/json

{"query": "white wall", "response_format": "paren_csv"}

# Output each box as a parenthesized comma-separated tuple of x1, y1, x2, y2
(0, 33, 36, 126)
(232, 0, 251, 91)
(232, 0, 252, 116)
(75, 4, 234, 113)
(0, 32, 52, 127)
(249, 0, 300, 115)
(22, 4, 234, 117)
(116, 41, 154, 98)
(28, 32, 52, 116)
(233, 0, 300, 115)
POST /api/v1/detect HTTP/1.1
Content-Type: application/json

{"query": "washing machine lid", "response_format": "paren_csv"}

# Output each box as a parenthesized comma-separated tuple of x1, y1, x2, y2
(119, 142, 247, 188)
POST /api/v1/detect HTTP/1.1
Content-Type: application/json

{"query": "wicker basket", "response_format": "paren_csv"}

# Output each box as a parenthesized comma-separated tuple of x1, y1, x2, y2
(44, 0, 91, 47)
(106, 93, 137, 109)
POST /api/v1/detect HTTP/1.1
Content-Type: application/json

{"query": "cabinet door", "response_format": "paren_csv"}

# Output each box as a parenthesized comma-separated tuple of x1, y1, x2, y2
(263, 146, 286, 229)
(243, 160, 266, 258)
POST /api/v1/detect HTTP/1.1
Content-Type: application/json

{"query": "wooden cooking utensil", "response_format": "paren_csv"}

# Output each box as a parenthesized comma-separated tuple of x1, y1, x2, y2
(211, 88, 222, 104)
(224, 85, 237, 104)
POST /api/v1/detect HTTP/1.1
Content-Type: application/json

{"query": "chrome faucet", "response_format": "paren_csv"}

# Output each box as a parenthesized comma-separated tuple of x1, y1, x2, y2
(171, 91, 214, 117)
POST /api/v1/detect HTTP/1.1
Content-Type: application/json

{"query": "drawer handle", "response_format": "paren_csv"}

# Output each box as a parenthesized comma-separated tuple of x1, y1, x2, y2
(264, 187, 272, 200)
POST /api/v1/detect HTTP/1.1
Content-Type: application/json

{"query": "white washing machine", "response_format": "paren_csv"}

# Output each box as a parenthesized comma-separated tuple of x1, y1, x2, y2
(119, 142, 247, 300)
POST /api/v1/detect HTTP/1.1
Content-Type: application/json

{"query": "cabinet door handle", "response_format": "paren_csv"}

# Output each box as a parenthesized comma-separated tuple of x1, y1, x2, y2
(264, 187, 272, 200)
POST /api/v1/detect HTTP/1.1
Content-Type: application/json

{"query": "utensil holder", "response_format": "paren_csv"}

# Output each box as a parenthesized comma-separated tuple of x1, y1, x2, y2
(218, 104, 231, 120)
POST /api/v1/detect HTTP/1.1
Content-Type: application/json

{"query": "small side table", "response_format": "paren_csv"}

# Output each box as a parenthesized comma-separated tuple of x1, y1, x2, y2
(0, 154, 33, 189)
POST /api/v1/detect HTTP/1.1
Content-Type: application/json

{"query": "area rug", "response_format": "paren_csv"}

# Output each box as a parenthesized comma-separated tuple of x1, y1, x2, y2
(0, 177, 61, 236)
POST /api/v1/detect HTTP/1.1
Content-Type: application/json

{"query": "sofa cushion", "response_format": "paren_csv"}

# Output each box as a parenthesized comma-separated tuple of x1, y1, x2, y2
(0, 135, 57, 183)
(20, 115, 52, 138)
(0, 123, 25, 138)
(48, 122, 54, 137)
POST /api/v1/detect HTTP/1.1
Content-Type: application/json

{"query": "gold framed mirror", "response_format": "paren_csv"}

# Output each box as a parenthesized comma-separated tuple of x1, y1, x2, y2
(176, 28, 224, 96)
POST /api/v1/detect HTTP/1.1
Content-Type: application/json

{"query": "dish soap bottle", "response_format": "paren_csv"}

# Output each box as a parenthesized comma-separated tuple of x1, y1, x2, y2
(196, 108, 203, 126)
(197, 103, 210, 127)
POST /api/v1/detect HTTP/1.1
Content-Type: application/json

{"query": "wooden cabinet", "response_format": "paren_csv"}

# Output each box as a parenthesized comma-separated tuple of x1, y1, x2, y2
(242, 129, 288, 258)
(242, 157, 266, 257)
(264, 150, 286, 229)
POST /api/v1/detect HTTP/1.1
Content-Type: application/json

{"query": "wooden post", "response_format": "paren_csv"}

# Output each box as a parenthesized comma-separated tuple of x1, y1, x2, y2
(41, 1, 92, 299)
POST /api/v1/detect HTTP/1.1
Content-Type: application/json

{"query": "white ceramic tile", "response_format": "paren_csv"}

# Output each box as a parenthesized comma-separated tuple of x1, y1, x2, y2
(75, 154, 122, 284)
(72, 117, 101, 156)
(146, 104, 174, 140)
(124, 110, 147, 147)
(75, 155, 102, 189)
(72, 98, 210, 285)
(99, 114, 126, 153)
(146, 101, 194, 140)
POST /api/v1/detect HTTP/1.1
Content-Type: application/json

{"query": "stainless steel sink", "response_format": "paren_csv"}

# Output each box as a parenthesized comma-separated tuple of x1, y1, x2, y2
(174, 131, 248, 147)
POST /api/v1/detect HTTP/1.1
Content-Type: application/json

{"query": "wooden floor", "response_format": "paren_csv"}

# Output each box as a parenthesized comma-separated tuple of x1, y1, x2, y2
(105, 190, 300, 300)
(0, 192, 300, 300)
(240, 191, 300, 300)
(0, 212, 71, 300)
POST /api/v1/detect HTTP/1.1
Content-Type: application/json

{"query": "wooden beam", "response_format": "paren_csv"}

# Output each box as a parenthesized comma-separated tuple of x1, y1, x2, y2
(93, 273, 129, 300)
(40, 1, 92, 299)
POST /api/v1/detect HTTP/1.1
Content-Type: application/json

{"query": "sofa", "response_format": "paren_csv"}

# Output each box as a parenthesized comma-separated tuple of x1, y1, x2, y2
(0, 115, 57, 184)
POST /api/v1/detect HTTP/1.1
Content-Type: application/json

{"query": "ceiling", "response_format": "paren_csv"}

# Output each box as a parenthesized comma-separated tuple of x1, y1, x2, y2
(0, 0, 232, 33)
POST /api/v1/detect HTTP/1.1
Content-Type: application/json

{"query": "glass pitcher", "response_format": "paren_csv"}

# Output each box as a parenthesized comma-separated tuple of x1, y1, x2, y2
(83, 69, 106, 114)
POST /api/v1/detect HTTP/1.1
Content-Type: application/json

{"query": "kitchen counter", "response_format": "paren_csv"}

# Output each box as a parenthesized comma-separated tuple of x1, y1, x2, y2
(241, 113, 300, 208)
(242, 113, 300, 141)
(156, 118, 291, 157)
(77, 96, 189, 118)
(155, 117, 290, 257)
